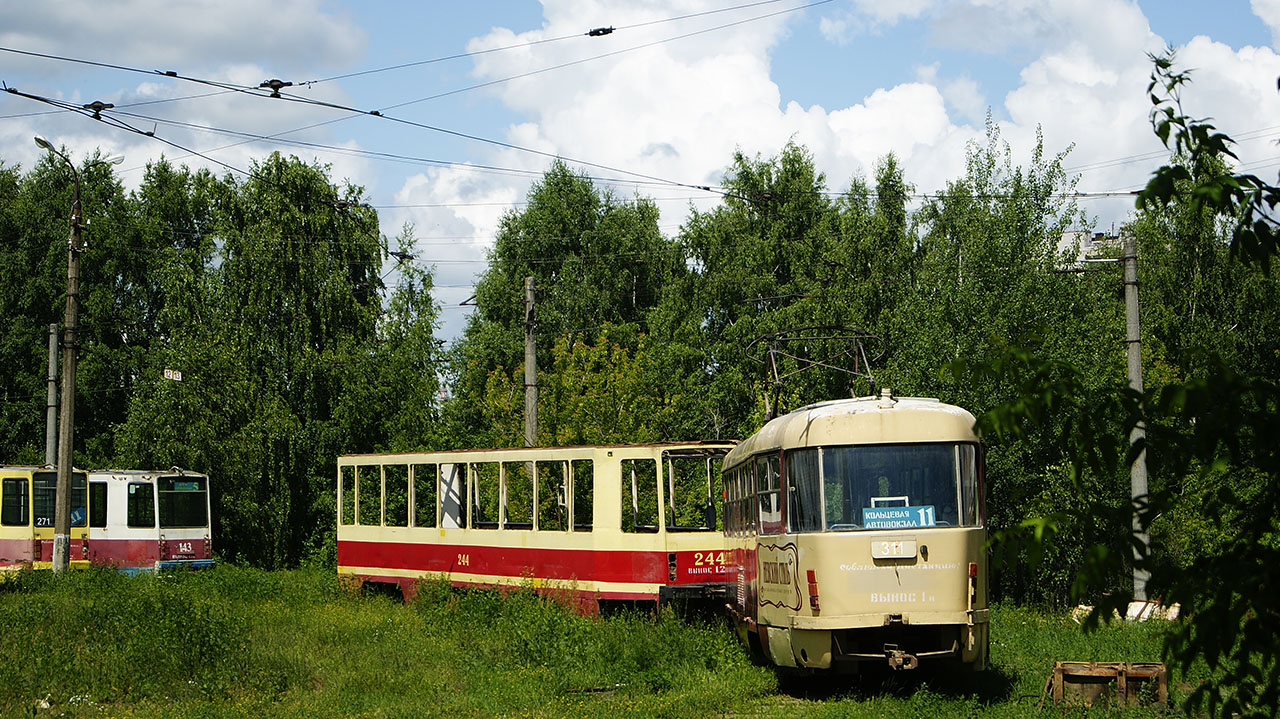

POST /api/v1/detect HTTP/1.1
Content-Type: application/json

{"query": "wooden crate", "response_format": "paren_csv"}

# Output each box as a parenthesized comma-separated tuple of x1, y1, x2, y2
(1044, 661, 1167, 708)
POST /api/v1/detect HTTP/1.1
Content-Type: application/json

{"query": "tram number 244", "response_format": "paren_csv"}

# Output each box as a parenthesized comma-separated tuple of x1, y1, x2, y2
(694, 551, 726, 567)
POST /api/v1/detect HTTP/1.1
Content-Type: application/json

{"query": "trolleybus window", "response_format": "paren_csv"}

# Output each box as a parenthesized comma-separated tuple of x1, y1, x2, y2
(756, 454, 783, 535)
(622, 459, 659, 533)
(127, 482, 155, 528)
(1, 477, 27, 526)
(89, 481, 107, 528)
(33, 472, 87, 528)
(472, 462, 500, 529)
(537, 461, 567, 532)
(158, 476, 208, 528)
(357, 466, 381, 526)
(571, 459, 593, 531)
(413, 464, 437, 528)
(819, 443, 979, 531)
(384, 465, 409, 527)
(503, 462, 533, 529)
(340, 466, 355, 526)
(786, 448, 822, 533)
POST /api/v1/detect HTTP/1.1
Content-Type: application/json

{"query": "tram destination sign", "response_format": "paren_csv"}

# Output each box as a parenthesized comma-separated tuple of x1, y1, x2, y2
(862, 505, 938, 529)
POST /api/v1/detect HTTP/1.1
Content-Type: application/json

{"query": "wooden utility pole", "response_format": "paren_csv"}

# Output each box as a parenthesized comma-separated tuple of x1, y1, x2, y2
(1123, 234, 1150, 600)
(44, 323, 57, 466)
(523, 276, 537, 448)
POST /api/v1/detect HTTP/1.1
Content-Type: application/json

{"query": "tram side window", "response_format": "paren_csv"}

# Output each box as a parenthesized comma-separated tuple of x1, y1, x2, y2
(959, 445, 980, 526)
(127, 483, 155, 528)
(1, 478, 27, 526)
(537, 461, 567, 532)
(571, 460, 593, 531)
(664, 453, 719, 532)
(786, 449, 823, 532)
(503, 462, 533, 529)
(357, 466, 381, 526)
(89, 482, 107, 528)
(340, 467, 355, 526)
(723, 467, 737, 536)
(413, 464, 438, 528)
(384, 465, 409, 527)
(725, 464, 752, 537)
(472, 463, 499, 529)
(756, 454, 783, 535)
(621, 459, 659, 533)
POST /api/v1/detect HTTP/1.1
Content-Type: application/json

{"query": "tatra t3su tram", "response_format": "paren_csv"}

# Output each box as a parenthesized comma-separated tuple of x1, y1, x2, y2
(722, 389, 988, 672)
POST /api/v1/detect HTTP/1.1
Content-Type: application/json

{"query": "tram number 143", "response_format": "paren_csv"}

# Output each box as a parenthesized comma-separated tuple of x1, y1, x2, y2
(694, 551, 726, 567)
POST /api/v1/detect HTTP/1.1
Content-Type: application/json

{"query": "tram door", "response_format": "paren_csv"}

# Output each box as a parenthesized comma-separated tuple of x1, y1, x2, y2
(87, 474, 160, 569)
(0, 469, 35, 566)
(31, 470, 90, 566)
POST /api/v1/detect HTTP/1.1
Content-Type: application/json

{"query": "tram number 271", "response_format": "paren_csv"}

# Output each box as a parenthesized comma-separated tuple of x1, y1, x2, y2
(694, 551, 725, 567)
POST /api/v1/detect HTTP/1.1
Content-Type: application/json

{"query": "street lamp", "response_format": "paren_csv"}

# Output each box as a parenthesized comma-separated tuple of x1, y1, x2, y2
(33, 135, 123, 573)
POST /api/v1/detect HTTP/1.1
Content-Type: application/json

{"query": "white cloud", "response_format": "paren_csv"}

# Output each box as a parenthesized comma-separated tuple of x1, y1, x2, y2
(916, 64, 988, 124)
(1253, 0, 1280, 47)
(0, 0, 364, 77)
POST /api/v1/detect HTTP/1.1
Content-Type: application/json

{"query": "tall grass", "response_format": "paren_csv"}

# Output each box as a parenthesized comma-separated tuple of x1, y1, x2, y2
(0, 568, 1193, 718)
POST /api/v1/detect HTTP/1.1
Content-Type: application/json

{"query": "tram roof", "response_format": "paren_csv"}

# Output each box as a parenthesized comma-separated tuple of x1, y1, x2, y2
(340, 439, 739, 462)
(88, 468, 208, 480)
(725, 391, 978, 466)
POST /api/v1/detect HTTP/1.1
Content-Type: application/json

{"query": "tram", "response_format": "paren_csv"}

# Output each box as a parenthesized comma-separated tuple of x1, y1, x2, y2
(0, 466, 90, 569)
(336, 442, 736, 609)
(0, 466, 214, 572)
(86, 469, 215, 571)
(723, 389, 988, 672)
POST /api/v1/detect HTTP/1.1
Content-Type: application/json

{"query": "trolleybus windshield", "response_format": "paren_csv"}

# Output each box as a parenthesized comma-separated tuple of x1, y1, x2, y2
(806, 443, 979, 531)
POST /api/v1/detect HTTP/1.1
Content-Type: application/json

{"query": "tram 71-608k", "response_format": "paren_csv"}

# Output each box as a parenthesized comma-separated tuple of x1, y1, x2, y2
(722, 390, 988, 672)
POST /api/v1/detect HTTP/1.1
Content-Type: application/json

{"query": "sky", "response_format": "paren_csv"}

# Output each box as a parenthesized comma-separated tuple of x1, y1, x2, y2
(2, 0, 1278, 342)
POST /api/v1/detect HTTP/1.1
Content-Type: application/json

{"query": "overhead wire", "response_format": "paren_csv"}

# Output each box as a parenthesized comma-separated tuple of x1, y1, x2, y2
(301, 0, 802, 85)
(0, 0, 834, 195)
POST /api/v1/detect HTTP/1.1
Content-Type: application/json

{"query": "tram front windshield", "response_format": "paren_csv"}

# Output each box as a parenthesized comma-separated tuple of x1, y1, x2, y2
(802, 443, 979, 531)
(158, 476, 209, 528)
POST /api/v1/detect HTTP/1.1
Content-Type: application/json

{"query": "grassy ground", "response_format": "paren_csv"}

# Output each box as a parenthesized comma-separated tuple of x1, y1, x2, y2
(0, 567, 1197, 718)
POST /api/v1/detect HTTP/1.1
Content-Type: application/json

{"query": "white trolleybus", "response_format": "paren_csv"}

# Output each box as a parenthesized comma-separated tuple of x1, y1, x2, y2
(337, 442, 736, 610)
(87, 469, 214, 572)
(723, 390, 988, 672)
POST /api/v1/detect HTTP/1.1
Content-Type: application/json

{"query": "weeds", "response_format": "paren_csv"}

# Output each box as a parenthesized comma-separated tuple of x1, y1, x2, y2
(0, 570, 1193, 718)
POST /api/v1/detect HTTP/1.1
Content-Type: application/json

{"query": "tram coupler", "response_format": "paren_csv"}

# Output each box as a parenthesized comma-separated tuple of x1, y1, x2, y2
(884, 644, 919, 671)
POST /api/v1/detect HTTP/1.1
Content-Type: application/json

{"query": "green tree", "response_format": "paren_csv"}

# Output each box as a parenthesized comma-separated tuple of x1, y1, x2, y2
(446, 161, 679, 447)
(970, 53, 1280, 717)
(116, 154, 430, 567)
(0, 150, 133, 467)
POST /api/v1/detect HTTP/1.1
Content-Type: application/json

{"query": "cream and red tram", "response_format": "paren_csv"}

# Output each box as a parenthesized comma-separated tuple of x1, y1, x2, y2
(723, 390, 988, 672)
(336, 442, 736, 609)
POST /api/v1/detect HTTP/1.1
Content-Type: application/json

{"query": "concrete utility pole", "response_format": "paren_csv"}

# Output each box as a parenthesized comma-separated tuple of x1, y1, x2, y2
(34, 135, 123, 572)
(523, 276, 537, 448)
(1123, 234, 1150, 601)
(44, 323, 57, 467)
